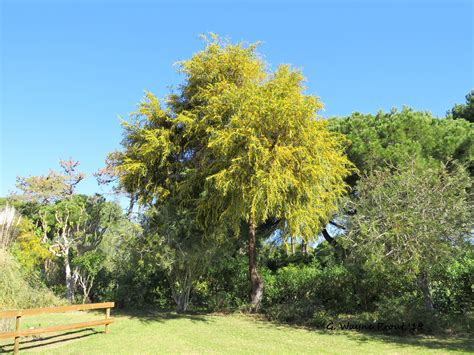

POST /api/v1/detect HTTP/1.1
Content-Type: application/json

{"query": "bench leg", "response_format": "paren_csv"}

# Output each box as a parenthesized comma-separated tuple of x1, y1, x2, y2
(14, 336, 20, 354)
(14, 315, 21, 354)
(105, 308, 110, 334)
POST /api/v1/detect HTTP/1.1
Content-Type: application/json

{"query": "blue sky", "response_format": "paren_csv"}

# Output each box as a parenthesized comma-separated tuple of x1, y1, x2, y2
(1, 0, 472, 197)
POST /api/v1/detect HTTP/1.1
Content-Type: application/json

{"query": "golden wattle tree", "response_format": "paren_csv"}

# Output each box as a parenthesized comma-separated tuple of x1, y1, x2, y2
(109, 34, 353, 309)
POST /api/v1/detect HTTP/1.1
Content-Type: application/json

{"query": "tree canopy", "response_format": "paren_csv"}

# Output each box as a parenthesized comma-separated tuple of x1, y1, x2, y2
(329, 107, 473, 180)
(108, 35, 353, 308)
(450, 89, 474, 123)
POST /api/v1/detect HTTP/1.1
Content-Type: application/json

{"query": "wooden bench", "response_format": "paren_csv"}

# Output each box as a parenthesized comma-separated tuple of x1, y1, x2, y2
(0, 302, 114, 354)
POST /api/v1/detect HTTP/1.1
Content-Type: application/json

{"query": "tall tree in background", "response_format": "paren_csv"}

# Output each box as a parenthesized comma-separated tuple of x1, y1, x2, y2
(108, 35, 353, 310)
(329, 108, 473, 179)
(450, 89, 474, 123)
(326, 108, 473, 253)
(15, 159, 86, 301)
(16, 158, 85, 203)
(15, 160, 121, 302)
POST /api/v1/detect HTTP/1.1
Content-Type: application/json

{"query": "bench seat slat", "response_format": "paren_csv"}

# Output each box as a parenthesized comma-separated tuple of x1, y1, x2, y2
(0, 318, 113, 339)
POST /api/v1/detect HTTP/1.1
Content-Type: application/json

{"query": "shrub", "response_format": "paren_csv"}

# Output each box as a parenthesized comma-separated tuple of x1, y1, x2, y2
(10, 218, 51, 277)
(431, 255, 474, 314)
(262, 263, 320, 323)
(0, 250, 63, 331)
(194, 253, 249, 312)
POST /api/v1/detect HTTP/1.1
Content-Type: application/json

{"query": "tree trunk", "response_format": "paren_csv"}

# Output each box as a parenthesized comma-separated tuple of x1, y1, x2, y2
(248, 217, 263, 311)
(64, 249, 75, 302)
(321, 228, 337, 247)
(419, 270, 434, 312)
(301, 240, 308, 255)
(175, 290, 189, 313)
(168, 269, 192, 313)
(78, 273, 94, 304)
(127, 194, 136, 220)
(322, 228, 346, 259)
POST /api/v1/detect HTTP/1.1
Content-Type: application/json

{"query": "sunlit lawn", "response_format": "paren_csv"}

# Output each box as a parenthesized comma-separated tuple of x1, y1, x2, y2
(0, 310, 472, 354)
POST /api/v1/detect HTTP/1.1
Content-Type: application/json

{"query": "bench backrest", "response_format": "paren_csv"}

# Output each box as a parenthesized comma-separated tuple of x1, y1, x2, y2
(0, 302, 115, 318)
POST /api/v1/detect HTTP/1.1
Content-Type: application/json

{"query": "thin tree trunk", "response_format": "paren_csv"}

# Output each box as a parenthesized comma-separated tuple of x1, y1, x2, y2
(419, 270, 434, 312)
(301, 240, 308, 255)
(248, 217, 263, 311)
(79, 274, 94, 304)
(64, 249, 75, 302)
(127, 194, 136, 220)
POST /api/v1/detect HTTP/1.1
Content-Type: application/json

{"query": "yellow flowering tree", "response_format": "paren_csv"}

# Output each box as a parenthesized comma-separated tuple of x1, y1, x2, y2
(109, 35, 353, 309)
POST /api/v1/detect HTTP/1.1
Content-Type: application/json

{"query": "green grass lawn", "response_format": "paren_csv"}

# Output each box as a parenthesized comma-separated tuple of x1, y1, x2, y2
(1, 310, 472, 354)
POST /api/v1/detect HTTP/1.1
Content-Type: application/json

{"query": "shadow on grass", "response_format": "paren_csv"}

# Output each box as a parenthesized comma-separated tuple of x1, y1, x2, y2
(250, 315, 474, 353)
(115, 308, 212, 325)
(115, 308, 474, 353)
(117, 308, 473, 353)
(0, 309, 211, 353)
(0, 328, 100, 353)
(332, 330, 474, 353)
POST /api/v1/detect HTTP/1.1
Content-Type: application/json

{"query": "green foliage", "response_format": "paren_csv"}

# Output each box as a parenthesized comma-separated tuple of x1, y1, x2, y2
(92, 218, 157, 306)
(431, 253, 474, 314)
(139, 203, 225, 312)
(348, 162, 472, 272)
(10, 218, 51, 276)
(73, 250, 105, 278)
(329, 108, 473, 180)
(258, 246, 473, 333)
(111, 248, 172, 309)
(343, 160, 473, 329)
(0, 250, 62, 310)
(263, 263, 319, 322)
(450, 89, 474, 123)
(194, 250, 249, 312)
(261, 253, 354, 324)
(11, 159, 126, 303)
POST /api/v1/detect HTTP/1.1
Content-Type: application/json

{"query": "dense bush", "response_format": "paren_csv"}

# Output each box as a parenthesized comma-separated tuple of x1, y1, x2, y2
(0, 250, 63, 332)
(90, 229, 174, 309)
(10, 218, 51, 278)
(253, 244, 473, 334)
(0, 251, 61, 310)
(431, 254, 474, 314)
(261, 251, 354, 324)
(193, 252, 249, 312)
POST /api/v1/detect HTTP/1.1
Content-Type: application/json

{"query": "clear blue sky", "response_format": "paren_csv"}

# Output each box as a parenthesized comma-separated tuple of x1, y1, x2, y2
(1, 0, 472, 197)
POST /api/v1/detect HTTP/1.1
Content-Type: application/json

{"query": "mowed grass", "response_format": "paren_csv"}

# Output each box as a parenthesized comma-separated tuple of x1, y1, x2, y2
(0, 310, 472, 354)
